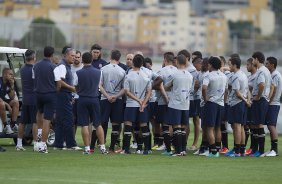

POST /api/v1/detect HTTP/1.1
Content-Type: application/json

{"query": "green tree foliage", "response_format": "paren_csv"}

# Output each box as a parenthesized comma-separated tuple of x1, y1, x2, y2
(20, 18, 66, 53)
(228, 20, 260, 39)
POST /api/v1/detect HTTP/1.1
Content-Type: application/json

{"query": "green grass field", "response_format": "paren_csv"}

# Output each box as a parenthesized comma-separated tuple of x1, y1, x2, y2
(0, 129, 281, 184)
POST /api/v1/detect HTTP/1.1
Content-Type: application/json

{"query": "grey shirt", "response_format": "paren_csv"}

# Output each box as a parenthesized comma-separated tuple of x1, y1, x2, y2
(270, 70, 282, 106)
(248, 72, 256, 99)
(225, 71, 234, 105)
(124, 70, 151, 107)
(200, 71, 209, 107)
(252, 65, 271, 101)
(100, 63, 126, 100)
(229, 70, 248, 107)
(186, 64, 197, 100)
(203, 70, 227, 106)
(165, 69, 193, 110)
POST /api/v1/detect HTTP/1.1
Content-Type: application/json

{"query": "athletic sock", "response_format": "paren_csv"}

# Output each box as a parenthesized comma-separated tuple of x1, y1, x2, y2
(123, 125, 132, 152)
(90, 130, 97, 150)
(173, 128, 182, 154)
(141, 126, 150, 151)
(252, 129, 258, 152)
(271, 139, 278, 153)
(245, 128, 250, 146)
(109, 125, 120, 151)
(163, 125, 171, 152)
(181, 128, 187, 152)
(240, 144, 246, 155)
(209, 144, 217, 155)
(250, 128, 254, 149)
(17, 138, 23, 147)
(215, 142, 221, 152)
(258, 128, 265, 153)
(234, 144, 240, 154)
(221, 123, 228, 148)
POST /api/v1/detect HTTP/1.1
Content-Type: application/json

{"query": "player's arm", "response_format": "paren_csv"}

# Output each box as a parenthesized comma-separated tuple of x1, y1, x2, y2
(152, 76, 163, 90)
(125, 89, 142, 105)
(202, 85, 208, 102)
(255, 82, 265, 100)
(269, 84, 276, 103)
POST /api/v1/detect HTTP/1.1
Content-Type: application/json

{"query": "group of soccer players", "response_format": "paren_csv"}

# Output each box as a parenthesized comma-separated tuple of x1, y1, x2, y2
(10, 43, 280, 157)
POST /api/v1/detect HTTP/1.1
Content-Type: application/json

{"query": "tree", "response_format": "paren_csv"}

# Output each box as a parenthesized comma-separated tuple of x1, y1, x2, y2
(20, 18, 66, 56)
(228, 20, 260, 39)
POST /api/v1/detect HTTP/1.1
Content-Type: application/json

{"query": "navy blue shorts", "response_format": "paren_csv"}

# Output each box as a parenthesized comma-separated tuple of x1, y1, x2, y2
(72, 99, 78, 125)
(265, 105, 280, 126)
(246, 105, 254, 125)
(222, 103, 229, 122)
(167, 107, 189, 126)
(156, 105, 169, 124)
(36, 92, 56, 120)
(252, 97, 269, 125)
(228, 101, 247, 125)
(20, 104, 37, 124)
(189, 99, 200, 117)
(77, 97, 101, 127)
(148, 102, 157, 120)
(202, 101, 224, 127)
(124, 107, 149, 123)
(100, 99, 124, 123)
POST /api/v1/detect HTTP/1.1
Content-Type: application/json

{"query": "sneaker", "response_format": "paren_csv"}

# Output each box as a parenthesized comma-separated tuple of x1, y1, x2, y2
(83, 150, 91, 155)
(156, 144, 166, 151)
(199, 150, 209, 156)
(90, 149, 95, 153)
(4, 125, 14, 134)
(245, 148, 252, 155)
(224, 150, 234, 157)
(181, 151, 187, 156)
(227, 152, 241, 157)
(219, 147, 229, 154)
(0, 146, 6, 152)
(151, 145, 159, 150)
(193, 150, 199, 155)
(33, 142, 39, 152)
(171, 153, 183, 156)
(38, 143, 48, 153)
(135, 150, 143, 154)
(12, 124, 19, 132)
(115, 148, 123, 153)
(207, 152, 220, 158)
(15, 146, 26, 151)
(130, 142, 137, 149)
(189, 145, 198, 151)
(266, 150, 278, 157)
(53, 147, 66, 150)
(67, 146, 83, 151)
(250, 151, 262, 157)
(161, 151, 173, 156)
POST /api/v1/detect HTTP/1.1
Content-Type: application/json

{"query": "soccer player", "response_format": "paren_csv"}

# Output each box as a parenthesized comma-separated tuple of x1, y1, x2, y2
(165, 54, 193, 156)
(250, 51, 271, 157)
(191, 51, 202, 61)
(153, 52, 178, 155)
(90, 44, 108, 69)
(265, 56, 281, 156)
(227, 57, 249, 157)
(126, 54, 134, 69)
(99, 50, 125, 153)
(202, 56, 227, 157)
(33, 46, 57, 153)
(53, 48, 77, 150)
(122, 54, 152, 154)
(16, 49, 38, 151)
(74, 52, 107, 154)
(245, 58, 257, 155)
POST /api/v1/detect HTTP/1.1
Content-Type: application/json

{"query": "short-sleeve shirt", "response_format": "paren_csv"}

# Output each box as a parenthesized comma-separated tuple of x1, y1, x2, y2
(165, 69, 193, 110)
(229, 70, 248, 107)
(203, 70, 227, 106)
(270, 70, 282, 106)
(140, 67, 159, 103)
(124, 70, 151, 107)
(156, 65, 178, 105)
(225, 71, 234, 105)
(200, 71, 209, 107)
(252, 65, 271, 101)
(92, 58, 108, 70)
(20, 64, 36, 105)
(100, 63, 126, 100)
(186, 64, 197, 100)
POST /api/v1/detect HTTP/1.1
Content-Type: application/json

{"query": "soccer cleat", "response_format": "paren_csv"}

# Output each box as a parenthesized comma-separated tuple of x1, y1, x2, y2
(67, 146, 83, 151)
(83, 150, 91, 155)
(207, 152, 220, 158)
(4, 125, 14, 134)
(12, 124, 19, 133)
(245, 148, 252, 155)
(227, 153, 241, 157)
(130, 142, 138, 149)
(156, 144, 166, 151)
(224, 150, 234, 157)
(151, 145, 159, 150)
(199, 150, 209, 156)
(38, 143, 48, 154)
(266, 150, 278, 157)
(15, 146, 26, 151)
(250, 151, 262, 157)
(135, 150, 143, 154)
(181, 151, 187, 156)
(193, 150, 199, 155)
(219, 147, 229, 154)
(53, 147, 66, 150)
(33, 142, 39, 152)
(161, 151, 173, 156)
(171, 153, 183, 157)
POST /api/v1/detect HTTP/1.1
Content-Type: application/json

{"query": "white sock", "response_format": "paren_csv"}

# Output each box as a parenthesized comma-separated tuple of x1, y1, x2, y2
(85, 146, 90, 151)
(17, 138, 22, 147)
(37, 129, 42, 136)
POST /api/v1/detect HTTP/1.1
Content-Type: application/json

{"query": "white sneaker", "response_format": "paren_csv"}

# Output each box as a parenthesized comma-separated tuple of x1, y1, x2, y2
(12, 124, 19, 132)
(266, 150, 278, 157)
(38, 143, 48, 153)
(16, 146, 26, 151)
(135, 150, 143, 154)
(193, 150, 200, 155)
(33, 142, 39, 152)
(130, 143, 137, 149)
(4, 125, 14, 134)
(199, 150, 209, 156)
(99, 145, 108, 154)
(156, 144, 166, 151)
(67, 146, 82, 151)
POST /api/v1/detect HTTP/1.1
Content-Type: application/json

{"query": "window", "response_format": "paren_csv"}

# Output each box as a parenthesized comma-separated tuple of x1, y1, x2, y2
(144, 19, 148, 25)
(161, 31, 166, 35)
(170, 41, 176, 46)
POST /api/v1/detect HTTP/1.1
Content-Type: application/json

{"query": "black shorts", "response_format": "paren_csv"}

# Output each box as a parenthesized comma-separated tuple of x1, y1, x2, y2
(20, 104, 37, 124)
(265, 105, 280, 126)
(202, 101, 224, 127)
(36, 92, 56, 120)
(228, 101, 247, 125)
(123, 107, 149, 124)
(252, 97, 268, 125)
(167, 107, 189, 126)
(100, 99, 124, 123)
(77, 97, 101, 127)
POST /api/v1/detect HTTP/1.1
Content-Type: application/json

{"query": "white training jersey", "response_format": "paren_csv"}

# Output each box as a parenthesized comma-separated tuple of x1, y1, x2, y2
(252, 65, 271, 101)
(200, 71, 209, 107)
(186, 64, 197, 100)
(229, 70, 248, 107)
(270, 70, 282, 106)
